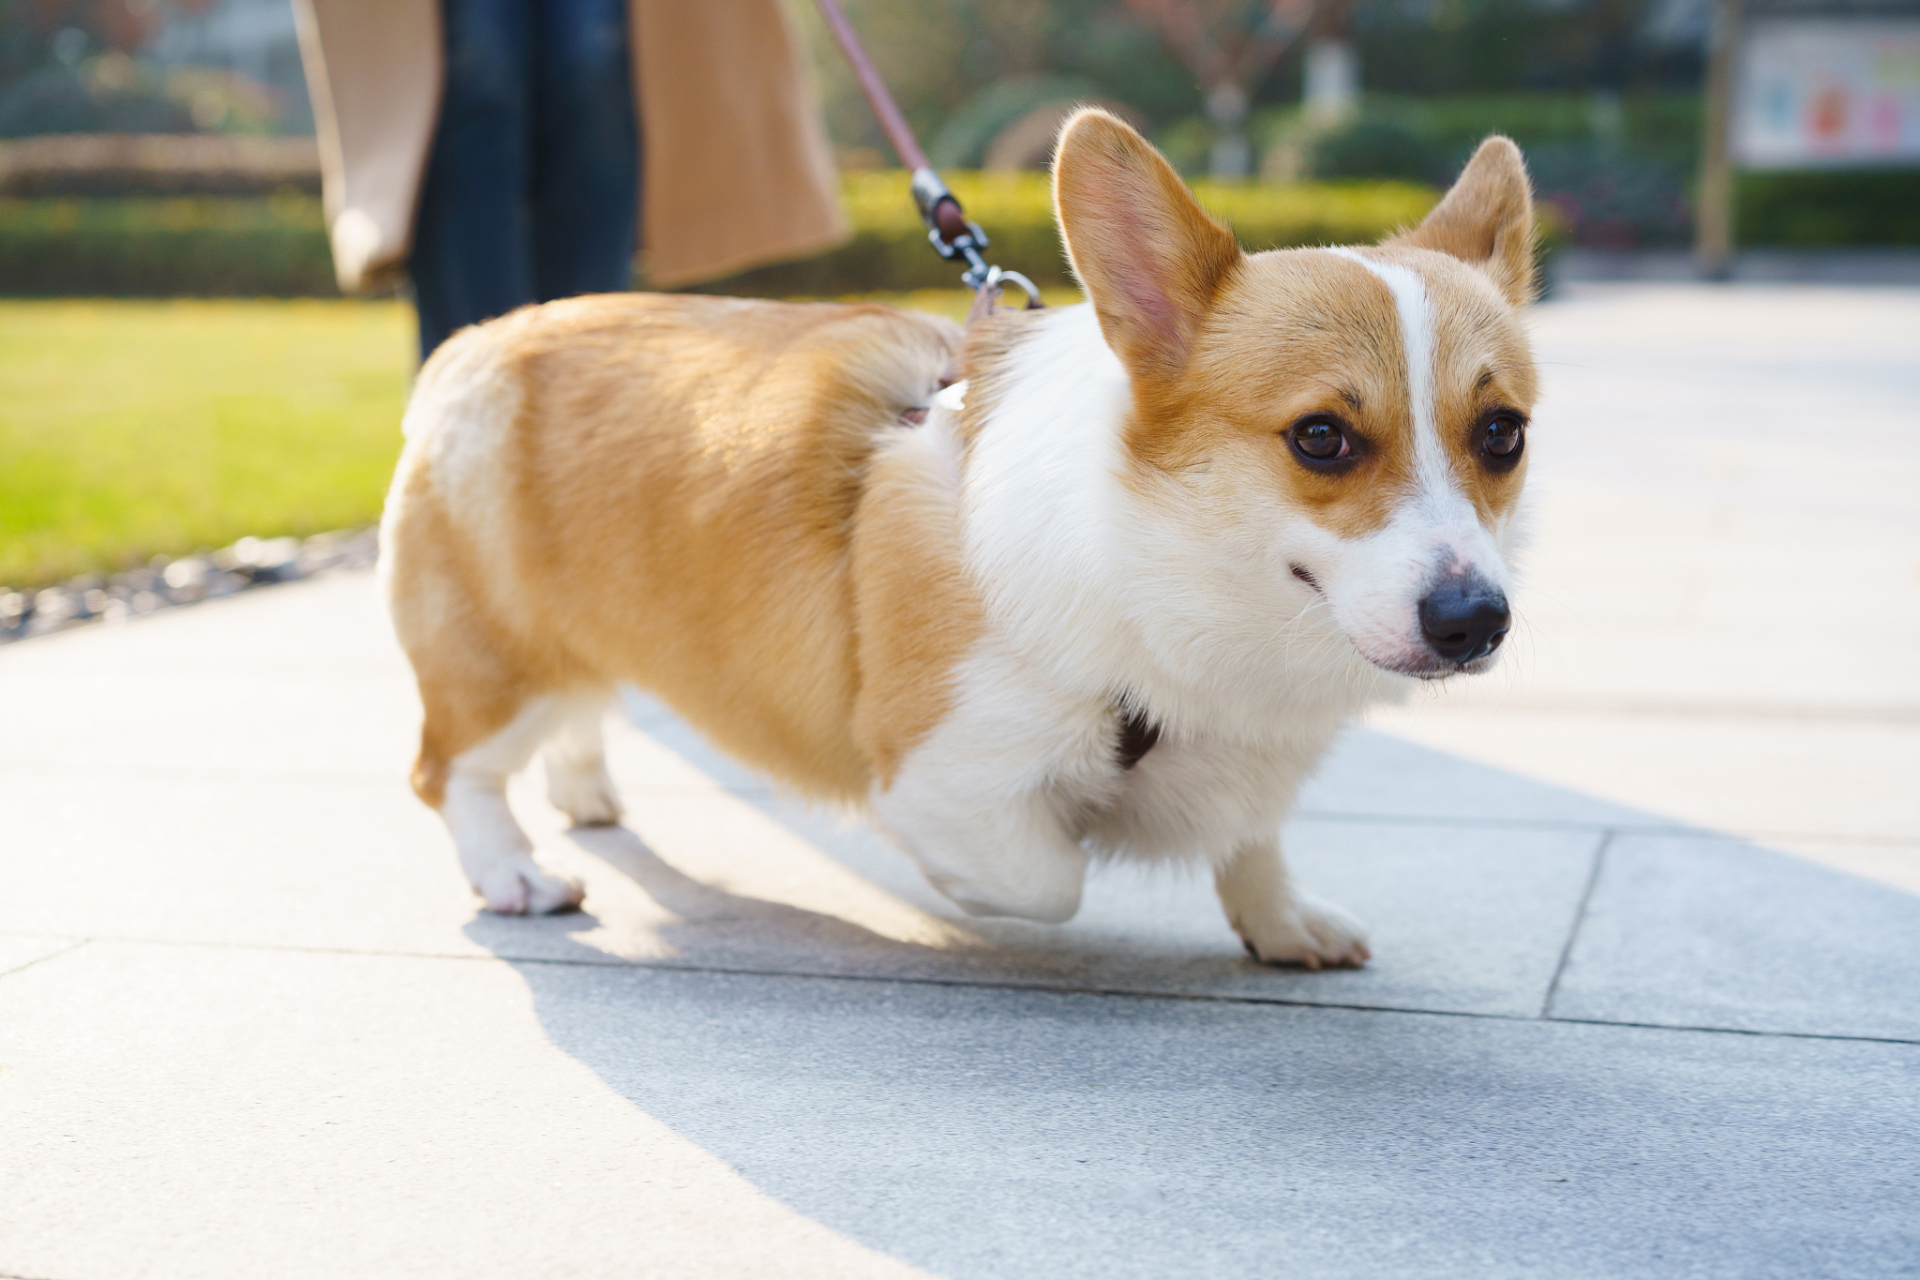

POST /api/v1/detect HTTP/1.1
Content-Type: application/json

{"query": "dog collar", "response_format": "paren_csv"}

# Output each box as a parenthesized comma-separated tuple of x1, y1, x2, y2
(1116, 703, 1160, 771)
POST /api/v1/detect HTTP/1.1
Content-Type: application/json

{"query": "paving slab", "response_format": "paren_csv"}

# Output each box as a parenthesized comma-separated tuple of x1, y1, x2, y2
(0, 571, 417, 784)
(560, 800, 1603, 1018)
(2, 564, 1911, 1041)
(1765, 838, 1920, 899)
(1369, 285, 1920, 858)
(615, 691, 1607, 1013)
(0, 942, 933, 1280)
(0, 933, 78, 980)
(2, 941, 1915, 1280)
(0, 673, 1599, 1019)
(0, 766, 485, 955)
(1370, 701, 1920, 848)
(1551, 834, 1920, 1041)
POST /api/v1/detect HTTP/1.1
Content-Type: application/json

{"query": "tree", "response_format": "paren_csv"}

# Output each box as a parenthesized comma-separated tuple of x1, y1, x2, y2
(1122, 0, 1318, 177)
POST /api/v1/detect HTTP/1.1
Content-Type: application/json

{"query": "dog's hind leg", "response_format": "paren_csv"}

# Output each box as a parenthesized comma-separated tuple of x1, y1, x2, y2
(433, 696, 586, 915)
(1214, 836, 1369, 969)
(542, 694, 623, 827)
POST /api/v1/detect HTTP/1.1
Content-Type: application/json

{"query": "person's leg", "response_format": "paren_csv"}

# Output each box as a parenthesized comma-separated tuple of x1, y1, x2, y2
(528, 0, 640, 301)
(410, 0, 537, 357)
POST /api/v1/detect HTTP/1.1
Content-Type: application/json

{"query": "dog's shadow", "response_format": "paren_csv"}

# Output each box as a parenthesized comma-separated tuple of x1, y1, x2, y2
(463, 818, 1017, 983)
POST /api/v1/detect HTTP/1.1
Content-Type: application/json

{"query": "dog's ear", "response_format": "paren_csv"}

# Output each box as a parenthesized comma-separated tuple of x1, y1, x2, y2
(1053, 108, 1241, 383)
(1392, 136, 1536, 306)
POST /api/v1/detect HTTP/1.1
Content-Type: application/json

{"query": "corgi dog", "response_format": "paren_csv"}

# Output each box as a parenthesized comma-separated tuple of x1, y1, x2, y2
(382, 110, 1537, 969)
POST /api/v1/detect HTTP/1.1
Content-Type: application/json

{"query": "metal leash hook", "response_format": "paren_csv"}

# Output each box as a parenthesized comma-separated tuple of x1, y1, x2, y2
(813, 0, 1043, 312)
(964, 264, 1044, 327)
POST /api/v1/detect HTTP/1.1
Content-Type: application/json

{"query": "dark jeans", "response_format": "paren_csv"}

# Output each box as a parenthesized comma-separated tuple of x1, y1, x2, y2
(411, 0, 640, 357)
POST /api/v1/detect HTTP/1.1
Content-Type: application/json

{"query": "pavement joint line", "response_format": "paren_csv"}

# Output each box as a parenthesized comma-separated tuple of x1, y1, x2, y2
(1537, 1014, 1920, 1047)
(0, 938, 90, 985)
(52, 934, 1920, 1048)
(1542, 831, 1612, 1020)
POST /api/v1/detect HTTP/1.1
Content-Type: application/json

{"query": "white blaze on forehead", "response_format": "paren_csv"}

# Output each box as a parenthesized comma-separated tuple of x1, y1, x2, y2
(1326, 248, 1456, 508)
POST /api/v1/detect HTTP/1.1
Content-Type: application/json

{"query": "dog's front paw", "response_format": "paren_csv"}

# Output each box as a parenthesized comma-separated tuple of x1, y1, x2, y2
(469, 854, 585, 916)
(1232, 892, 1370, 969)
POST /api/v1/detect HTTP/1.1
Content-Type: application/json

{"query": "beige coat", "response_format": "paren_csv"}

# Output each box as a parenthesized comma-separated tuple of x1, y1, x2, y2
(291, 0, 847, 293)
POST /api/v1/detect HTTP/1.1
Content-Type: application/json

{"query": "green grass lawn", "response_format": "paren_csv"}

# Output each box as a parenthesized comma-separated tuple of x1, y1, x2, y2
(0, 298, 415, 587)
(0, 290, 1080, 589)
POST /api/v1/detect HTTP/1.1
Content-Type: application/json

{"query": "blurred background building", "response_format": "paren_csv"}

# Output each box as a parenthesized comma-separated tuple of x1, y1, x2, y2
(1, 0, 310, 137)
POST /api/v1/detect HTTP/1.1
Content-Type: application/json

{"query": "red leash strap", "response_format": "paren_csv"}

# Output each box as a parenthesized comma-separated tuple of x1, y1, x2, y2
(810, 0, 931, 176)
(810, 0, 1041, 311)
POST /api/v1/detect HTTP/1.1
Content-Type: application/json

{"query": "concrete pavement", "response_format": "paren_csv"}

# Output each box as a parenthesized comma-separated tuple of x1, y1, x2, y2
(2, 284, 1917, 1279)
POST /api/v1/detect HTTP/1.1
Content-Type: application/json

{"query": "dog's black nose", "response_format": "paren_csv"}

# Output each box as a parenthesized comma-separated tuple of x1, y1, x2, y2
(1419, 579, 1510, 663)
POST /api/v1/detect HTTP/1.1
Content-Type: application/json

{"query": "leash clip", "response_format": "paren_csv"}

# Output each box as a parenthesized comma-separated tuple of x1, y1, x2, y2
(910, 167, 1040, 299)
(979, 264, 1042, 309)
(965, 264, 1044, 327)
(910, 167, 990, 284)
(819, 5, 1043, 304)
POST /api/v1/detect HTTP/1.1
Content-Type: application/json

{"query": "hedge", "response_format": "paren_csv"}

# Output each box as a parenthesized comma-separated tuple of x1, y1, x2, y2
(0, 193, 338, 296)
(1736, 170, 1920, 248)
(2, 164, 1912, 298)
(691, 170, 1444, 295)
(0, 173, 1442, 298)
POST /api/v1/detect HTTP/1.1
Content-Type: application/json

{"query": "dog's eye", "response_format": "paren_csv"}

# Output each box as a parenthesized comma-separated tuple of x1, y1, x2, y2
(1483, 414, 1525, 466)
(1288, 417, 1354, 466)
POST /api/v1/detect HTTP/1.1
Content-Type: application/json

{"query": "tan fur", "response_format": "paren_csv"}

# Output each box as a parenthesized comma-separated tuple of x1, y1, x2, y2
(1381, 136, 1540, 514)
(1053, 110, 1242, 389)
(849, 430, 985, 785)
(1390, 136, 1538, 307)
(386, 294, 963, 807)
(1050, 110, 1537, 546)
(950, 306, 1042, 453)
(1126, 249, 1417, 540)
(1117, 245, 1535, 544)
(390, 111, 1539, 902)
(1413, 251, 1539, 516)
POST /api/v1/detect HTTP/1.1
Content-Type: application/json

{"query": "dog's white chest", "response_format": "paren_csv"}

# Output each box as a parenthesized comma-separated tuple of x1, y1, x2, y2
(1076, 717, 1343, 864)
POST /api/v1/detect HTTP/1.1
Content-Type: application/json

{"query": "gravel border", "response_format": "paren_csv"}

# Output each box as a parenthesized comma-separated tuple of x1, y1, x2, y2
(1, 527, 379, 646)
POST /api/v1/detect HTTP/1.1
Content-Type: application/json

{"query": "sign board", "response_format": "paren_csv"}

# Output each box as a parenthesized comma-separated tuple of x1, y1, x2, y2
(1734, 18, 1920, 168)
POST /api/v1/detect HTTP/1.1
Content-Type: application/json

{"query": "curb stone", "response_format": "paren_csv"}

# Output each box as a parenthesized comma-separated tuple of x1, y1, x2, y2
(0, 526, 379, 645)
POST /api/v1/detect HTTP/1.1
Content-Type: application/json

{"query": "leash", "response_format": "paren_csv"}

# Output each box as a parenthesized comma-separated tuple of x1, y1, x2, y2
(813, 2, 1166, 772)
(811, 0, 1042, 316)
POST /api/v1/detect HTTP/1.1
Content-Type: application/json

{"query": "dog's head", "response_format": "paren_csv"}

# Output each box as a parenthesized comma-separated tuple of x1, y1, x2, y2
(1054, 110, 1537, 681)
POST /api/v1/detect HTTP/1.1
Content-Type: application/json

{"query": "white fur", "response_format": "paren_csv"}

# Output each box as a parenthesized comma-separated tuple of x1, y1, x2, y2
(1315, 249, 1516, 676)
(1329, 248, 1445, 496)
(1216, 837, 1370, 969)
(872, 636, 1098, 923)
(963, 305, 1135, 695)
(544, 699, 623, 827)
(439, 696, 596, 915)
(874, 301, 1388, 963)
(398, 251, 1512, 967)
(878, 254, 1520, 961)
